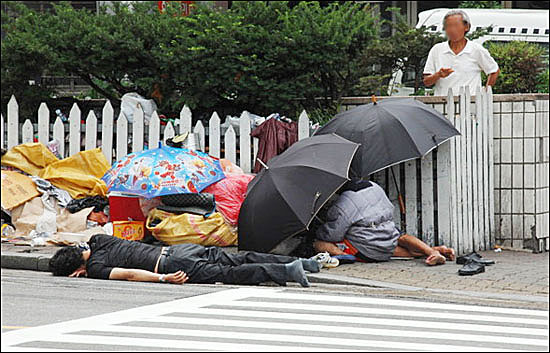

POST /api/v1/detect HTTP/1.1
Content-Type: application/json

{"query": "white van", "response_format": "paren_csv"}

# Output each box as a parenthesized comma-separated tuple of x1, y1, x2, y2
(389, 8, 550, 96)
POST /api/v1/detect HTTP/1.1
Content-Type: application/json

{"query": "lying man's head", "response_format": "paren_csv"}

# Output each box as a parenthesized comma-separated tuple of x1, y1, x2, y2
(49, 246, 85, 276)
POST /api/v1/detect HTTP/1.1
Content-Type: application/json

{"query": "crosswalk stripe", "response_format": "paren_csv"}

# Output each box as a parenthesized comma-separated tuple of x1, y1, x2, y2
(206, 300, 548, 326)
(29, 333, 357, 352)
(168, 308, 549, 336)
(133, 316, 549, 347)
(70, 327, 520, 352)
(2, 287, 548, 352)
(255, 292, 549, 317)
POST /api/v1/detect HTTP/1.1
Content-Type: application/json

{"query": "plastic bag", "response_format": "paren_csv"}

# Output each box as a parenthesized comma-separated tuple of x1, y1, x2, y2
(66, 195, 108, 213)
(121, 92, 158, 124)
(1, 142, 58, 176)
(38, 148, 110, 199)
(219, 159, 244, 174)
(146, 208, 237, 246)
(203, 173, 254, 226)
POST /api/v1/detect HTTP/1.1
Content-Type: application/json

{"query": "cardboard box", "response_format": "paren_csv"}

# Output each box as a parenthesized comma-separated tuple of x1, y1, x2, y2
(112, 221, 145, 241)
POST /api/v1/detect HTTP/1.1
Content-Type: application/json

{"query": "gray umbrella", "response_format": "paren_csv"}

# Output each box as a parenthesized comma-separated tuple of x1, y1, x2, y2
(314, 97, 460, 178)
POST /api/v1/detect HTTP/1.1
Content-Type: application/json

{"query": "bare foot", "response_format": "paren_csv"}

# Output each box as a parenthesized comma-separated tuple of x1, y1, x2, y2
(432, 246, 455, 261)
(425, 251, 446, 266)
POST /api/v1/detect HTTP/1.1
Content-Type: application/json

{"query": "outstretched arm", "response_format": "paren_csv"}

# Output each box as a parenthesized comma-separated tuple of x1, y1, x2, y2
(109, 268, 189, 284)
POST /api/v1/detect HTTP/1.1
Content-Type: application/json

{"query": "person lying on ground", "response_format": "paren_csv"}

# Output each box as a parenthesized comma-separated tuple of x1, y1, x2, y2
(314, 179, 455, 265)
(48, 234, 321, 287)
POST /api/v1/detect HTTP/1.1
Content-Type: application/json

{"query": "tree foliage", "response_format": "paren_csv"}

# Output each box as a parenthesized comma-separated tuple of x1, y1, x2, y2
(1, 1, 377, 120)
(483, 41, 547, 94)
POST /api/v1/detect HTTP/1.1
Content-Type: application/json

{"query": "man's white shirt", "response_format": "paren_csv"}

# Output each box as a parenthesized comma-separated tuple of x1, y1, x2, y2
(423, 39, 499, 96)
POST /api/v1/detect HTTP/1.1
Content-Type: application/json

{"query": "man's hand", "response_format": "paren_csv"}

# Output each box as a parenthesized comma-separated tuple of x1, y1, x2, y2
(164, 270, 189, 284)
(69, 268, 87, 277)
(437, 67, 454, 78)
(423, 67, 454, 87)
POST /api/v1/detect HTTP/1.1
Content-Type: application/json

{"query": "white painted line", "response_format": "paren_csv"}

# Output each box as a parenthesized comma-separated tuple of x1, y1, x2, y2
(222, 301, 548, 326)
(179, 307, 549, 336)
(135, 316, 549, 347)
(14, 333, 356, 352)
(1, 288, 270, 350)
(267, 292, 549, 317)
(55, 330, 519, 353)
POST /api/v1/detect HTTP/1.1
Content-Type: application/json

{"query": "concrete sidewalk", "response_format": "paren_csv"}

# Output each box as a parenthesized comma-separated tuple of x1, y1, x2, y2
(2, 243, 548, 300)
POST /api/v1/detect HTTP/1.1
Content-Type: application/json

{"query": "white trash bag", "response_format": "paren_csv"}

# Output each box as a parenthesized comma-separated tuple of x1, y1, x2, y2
(120, 92, 158, 125)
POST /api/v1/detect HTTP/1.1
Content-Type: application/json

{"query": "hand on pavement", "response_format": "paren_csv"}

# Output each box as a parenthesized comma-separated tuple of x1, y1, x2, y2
(69, 268, 87, 277)
(165, 270, 189, 284)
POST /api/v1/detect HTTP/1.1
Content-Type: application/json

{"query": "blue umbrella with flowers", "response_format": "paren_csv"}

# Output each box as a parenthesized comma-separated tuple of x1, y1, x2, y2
(102, 145, 225, 198)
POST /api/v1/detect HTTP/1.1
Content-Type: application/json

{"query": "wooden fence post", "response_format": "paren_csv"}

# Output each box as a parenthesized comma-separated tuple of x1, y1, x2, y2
(179, 105, 192, 135)
(85, 111, 98, 151)
(116, 112, 128, 160)
(53, 117, 65, 158)
(224, 125, 237, 165)
(487, 86, 495, 248)
(149, 111, 160, 150)
(298, 110, 310, 140)
(239, 111, 251, 173)
(102, 101, 114, 163)
(7, 95, 18, 149)
(0, 114, 4, 149)
(209, 112, 221, 158)
(163, 121, 175, 144)
(132, 104, 144, 153)
(194, 120, 205, 152)
(37, 102, 50, 145)
(21, 120, 33, 144)
(68, 103, 81, 156)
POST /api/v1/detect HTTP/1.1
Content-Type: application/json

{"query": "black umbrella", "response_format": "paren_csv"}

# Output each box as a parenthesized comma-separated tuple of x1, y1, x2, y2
(238, 134, 360, 253)
(314, 97, 460, 178)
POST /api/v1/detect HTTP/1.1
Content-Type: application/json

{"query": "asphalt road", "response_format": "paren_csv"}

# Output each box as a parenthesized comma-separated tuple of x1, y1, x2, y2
(1, 268, 548, 351)
(0, 268, 226, 331)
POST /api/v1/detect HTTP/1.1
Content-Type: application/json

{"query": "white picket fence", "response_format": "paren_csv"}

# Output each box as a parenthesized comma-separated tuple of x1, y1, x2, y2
(1, 87, 494, 255)
(371, 86, 495, 255)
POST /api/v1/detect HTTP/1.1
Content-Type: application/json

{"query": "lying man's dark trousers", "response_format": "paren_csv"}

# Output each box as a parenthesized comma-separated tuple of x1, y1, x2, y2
(159, 243, 297, 286)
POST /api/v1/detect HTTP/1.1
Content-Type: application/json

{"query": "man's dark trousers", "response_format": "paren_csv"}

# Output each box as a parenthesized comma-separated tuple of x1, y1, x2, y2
(161, 243, 298, 285)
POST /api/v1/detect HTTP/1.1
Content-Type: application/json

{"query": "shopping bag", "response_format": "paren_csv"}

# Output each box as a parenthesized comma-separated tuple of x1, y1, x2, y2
(146, 208, 237, 246)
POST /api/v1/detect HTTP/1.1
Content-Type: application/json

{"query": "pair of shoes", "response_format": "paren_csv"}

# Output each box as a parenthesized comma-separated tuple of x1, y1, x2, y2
(456, 252, 495, 265)
(310, 252, 339, 268)
(458, 259, 486, 276)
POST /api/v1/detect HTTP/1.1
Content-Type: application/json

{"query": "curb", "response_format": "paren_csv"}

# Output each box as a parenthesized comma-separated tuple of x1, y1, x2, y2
(1, 252, 51, 272)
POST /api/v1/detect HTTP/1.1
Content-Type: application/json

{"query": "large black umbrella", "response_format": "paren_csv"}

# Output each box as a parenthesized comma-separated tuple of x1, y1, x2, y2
(238, 134, 360, 253)
(314, 98, 460, 178)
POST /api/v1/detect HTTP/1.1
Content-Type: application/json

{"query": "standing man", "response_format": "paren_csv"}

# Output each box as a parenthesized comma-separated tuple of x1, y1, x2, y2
(423, 9, 500, 96)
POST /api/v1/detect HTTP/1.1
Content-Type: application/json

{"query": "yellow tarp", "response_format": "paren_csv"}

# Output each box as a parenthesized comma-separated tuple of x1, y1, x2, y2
(146, 208, 237, 247)
(1, 171, 40, 210)
(1, 143, 58, 176)
(38, 148, 110, 199)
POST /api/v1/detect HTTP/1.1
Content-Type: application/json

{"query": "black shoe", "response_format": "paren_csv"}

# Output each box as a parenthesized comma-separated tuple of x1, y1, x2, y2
(456, 252, 495, 265)
(458, 259, 486, 276)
